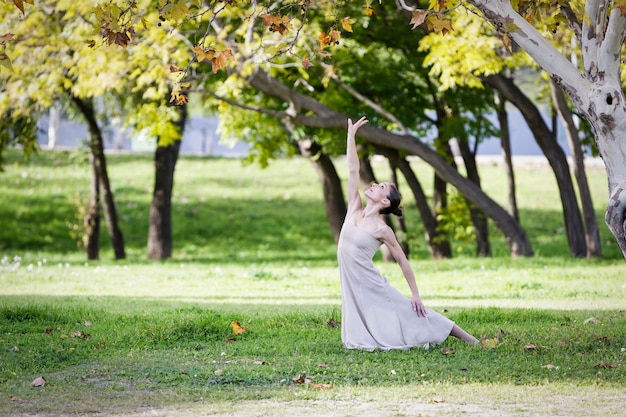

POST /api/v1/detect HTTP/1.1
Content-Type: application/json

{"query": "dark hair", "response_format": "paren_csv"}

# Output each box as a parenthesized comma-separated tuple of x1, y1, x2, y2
(379, 183, 403, 217)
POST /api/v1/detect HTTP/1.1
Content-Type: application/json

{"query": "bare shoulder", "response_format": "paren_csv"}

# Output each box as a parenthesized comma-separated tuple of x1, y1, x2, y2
(372, 224, 396, 242)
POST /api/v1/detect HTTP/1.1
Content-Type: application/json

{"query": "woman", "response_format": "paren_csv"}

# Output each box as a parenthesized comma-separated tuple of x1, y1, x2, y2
(337, 116, 478, 351)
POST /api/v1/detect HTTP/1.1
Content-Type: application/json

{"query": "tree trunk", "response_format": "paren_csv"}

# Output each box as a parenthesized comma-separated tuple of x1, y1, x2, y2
(298, 139, 346, 243)
(47, 104, 60, 150)
(468, 0, 626, 257)
(483, 74, 587, 257)
(456, 138, 492, 256)
(71, 95, 126, 260)
(84, 151, 101, 260)
(550, 79, 602, 258)
(495, 92, 519, 222)
(147, 105, 187, 259)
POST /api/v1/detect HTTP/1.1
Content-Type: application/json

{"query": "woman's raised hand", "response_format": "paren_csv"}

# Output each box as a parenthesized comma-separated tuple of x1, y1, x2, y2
(347, 116, 368, 137)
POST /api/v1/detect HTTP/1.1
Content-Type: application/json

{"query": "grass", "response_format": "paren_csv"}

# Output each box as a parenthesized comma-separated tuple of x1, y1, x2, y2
(0, 148, 625, 416)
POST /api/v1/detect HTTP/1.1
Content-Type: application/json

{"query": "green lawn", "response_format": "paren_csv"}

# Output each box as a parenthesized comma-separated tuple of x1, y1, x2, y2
(0, 149, 624, 416)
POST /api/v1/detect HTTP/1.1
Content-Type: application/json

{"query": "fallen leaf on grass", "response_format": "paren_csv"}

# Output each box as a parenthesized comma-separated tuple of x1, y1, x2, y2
(326, 318, 340, 328)
(72, 331, 90, 339)
(10, 396, 22, 401)
(594, 363, 617, 368)
(292, 374, 332, 390)
(479, 334, 500, 349)
(316, 363, 329, 368)
(310, 383, 332, 390)
(584, 317, 601, 325)
(292, 374, 311, 384)
(214, 369, 224, 375)
(542, 364, 559, 370)
(429, 398, 445, 403)
(31, 376, 46, 387)
(524, 343, 536, 350)
(253, 360, 268, 365)
(230, 321, 246, 335)
(442, 347, 455, 355)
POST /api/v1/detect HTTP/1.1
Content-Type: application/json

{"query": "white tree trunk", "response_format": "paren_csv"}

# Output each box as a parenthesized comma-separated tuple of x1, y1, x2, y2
(469, 0, 626, 256)
(47, 104, 60, 150)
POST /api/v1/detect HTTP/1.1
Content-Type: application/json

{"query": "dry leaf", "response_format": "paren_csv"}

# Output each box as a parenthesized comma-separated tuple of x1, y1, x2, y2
(31, 376, 46, 387)
(214, 369, 224, 375)
(310, 383, 332, 390)
(594, 362, 617, 368)
(442, 347, 455, 355)
(542, 364, 559, 370)
(584, 317, 601, 324)
(316, 363, 329, 368)
(302, 56, 312, 69)
(409, 10, 427, 29)
(292, 374, 311, 384)
(230, 321, 246, 335)
(479, 334, 500, 349)
(253, 360, 268, 365)
(10, 396, 22, 401)
(327, 318, 340, 328)
(429, 398, 445, 403)
(524, 344, 536, 350)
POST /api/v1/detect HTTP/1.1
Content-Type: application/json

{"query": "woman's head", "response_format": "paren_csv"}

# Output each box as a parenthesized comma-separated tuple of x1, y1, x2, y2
(379, 183, 403, 216)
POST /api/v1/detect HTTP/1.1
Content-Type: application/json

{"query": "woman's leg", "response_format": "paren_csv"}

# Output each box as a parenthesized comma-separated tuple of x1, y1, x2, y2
(450, 324, 479, 344)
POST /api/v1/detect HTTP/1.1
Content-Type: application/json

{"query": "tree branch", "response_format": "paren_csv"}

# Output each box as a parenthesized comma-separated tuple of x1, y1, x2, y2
(325, 67, 409, 134)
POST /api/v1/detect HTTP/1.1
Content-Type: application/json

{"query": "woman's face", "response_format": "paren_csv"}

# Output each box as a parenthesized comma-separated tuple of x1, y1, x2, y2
(365, 182, 389, 203)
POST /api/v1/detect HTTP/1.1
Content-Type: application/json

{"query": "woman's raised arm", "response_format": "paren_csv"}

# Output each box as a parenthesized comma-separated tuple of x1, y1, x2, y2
(346, 117, 368, 217)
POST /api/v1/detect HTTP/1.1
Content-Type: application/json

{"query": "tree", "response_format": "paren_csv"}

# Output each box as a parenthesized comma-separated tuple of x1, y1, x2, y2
(451, 0, 626, 257)
(418, 2, 601, 258)
(189, 1, 533, 257)
(1, 0, 192, 259)
(2, 0, 535, 257)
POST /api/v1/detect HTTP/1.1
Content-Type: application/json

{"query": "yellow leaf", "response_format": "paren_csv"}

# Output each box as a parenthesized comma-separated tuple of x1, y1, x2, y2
(194, 45, 215, 63)
(0, 53, 13, 71)
(169, 1, 189, 21)
(341, 17, 356, 32)
(211, 49, 233, 73)
(426, 14, 454, 35)
(363, 6, 375, 17)
(317, 32, 331, 50)
(230, 321, 246, 335)
(328, 29, 341, 45)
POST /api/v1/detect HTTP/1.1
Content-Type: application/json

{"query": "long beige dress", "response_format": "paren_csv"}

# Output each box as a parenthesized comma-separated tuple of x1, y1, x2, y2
(338, 219, 454, 351)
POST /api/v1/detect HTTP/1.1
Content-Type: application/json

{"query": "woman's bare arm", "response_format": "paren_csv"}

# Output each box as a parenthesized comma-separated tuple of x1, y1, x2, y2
(346, 117, 368, 218)
(378, 226, 428, 317)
